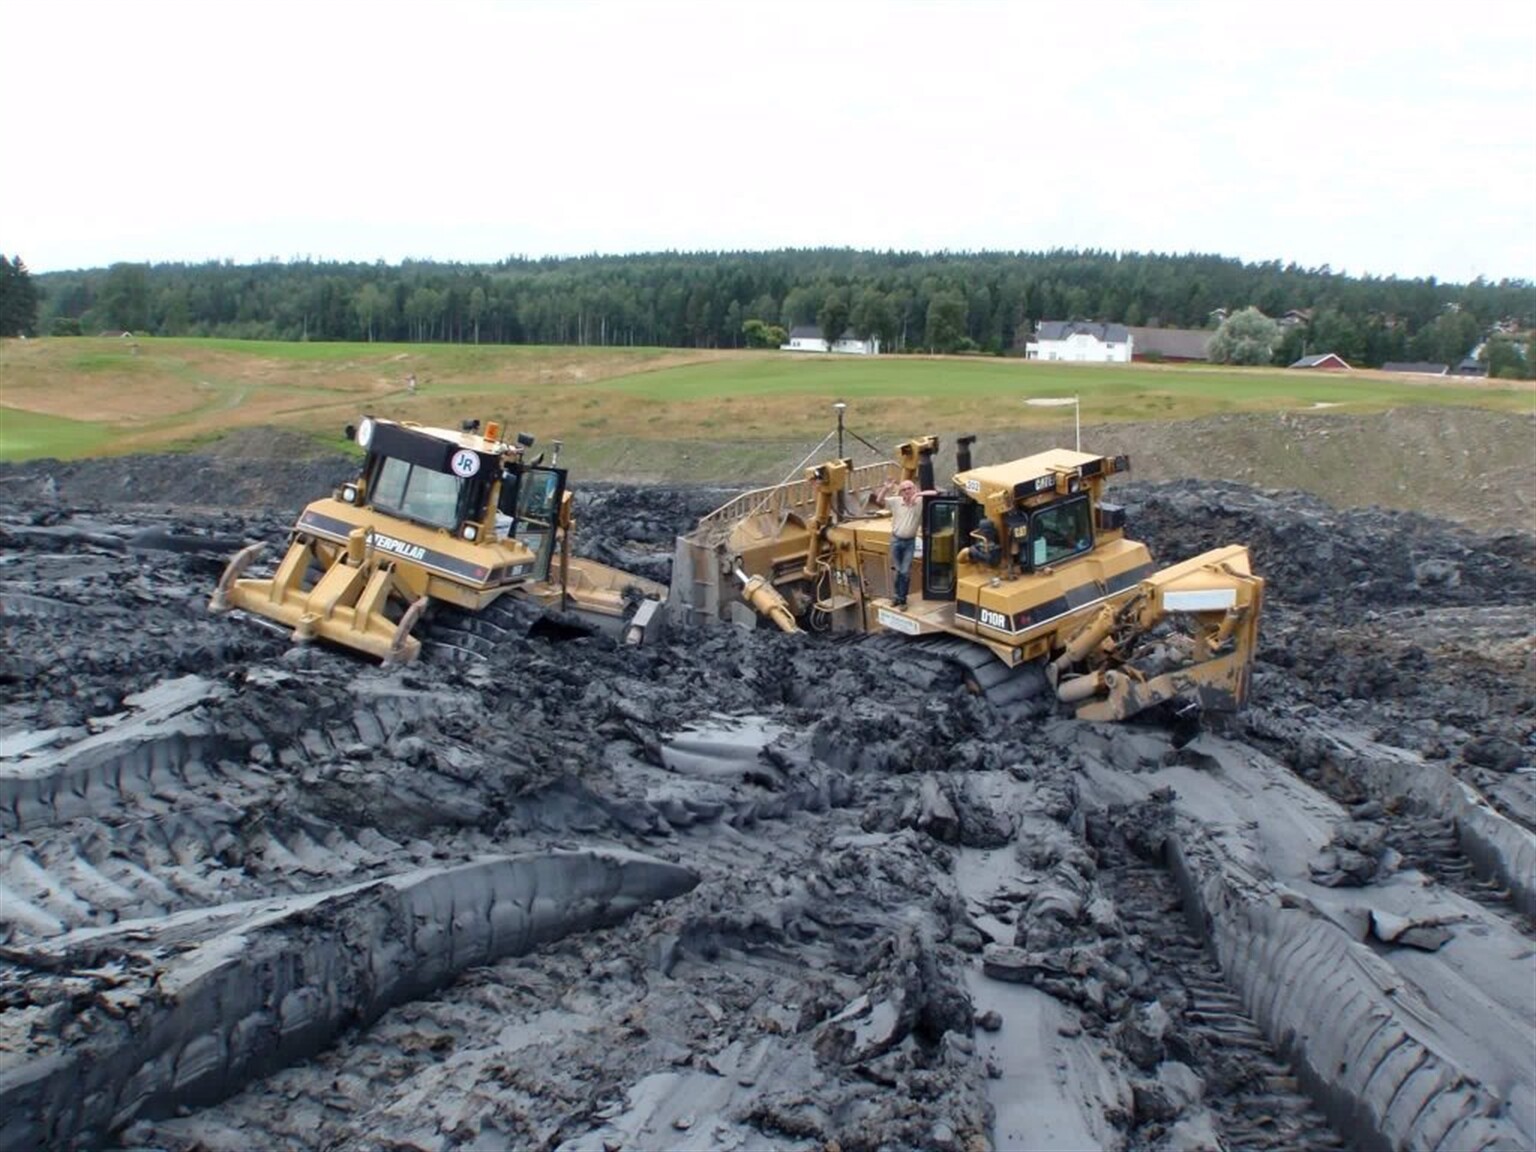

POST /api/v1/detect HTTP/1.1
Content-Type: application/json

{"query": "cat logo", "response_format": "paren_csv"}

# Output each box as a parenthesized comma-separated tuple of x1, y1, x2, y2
(368, 532, 428, 562)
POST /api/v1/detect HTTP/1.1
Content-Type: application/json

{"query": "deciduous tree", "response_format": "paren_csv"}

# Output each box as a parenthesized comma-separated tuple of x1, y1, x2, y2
(1207, 306, 1281, 365)
(100, 263, 150, 333)
(818, 291, 850, 349)
(925, 290, 967, 353)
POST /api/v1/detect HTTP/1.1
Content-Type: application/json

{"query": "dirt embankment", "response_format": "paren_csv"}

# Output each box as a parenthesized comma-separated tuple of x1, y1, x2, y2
(2, 406, 1532, 536)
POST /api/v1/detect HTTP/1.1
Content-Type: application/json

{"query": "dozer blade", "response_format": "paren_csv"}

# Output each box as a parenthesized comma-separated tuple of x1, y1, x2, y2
(210, 536, 425, 664)
(1072, 650, 1253, 721)
(1056, 544, 1264, 722)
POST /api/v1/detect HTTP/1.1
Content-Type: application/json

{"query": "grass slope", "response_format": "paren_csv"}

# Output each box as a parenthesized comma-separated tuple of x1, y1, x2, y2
(2, 337, 1529, 471)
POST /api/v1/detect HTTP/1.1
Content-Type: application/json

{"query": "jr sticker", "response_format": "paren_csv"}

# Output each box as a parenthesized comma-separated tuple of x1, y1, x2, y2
(450, 449, 481, 478)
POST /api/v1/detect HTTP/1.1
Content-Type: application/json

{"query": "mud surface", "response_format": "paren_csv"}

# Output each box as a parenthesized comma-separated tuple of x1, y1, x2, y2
(1, 447, 1533, 1151)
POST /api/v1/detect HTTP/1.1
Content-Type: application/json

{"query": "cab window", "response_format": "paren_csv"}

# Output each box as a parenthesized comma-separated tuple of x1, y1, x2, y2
(518, 470, 560, 525)
(1030, 496, 1093, 567)
(371, 457, 462, 529)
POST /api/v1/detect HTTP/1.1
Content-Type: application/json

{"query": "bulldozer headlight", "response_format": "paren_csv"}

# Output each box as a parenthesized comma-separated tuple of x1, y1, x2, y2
(461, 524, 479, 541)
(355, 418, 375, 448)
(341, 484, 358, 504)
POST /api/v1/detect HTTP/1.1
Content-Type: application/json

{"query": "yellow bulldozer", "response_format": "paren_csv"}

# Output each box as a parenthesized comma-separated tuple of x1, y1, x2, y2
(672, 433, 1263, 721)
(211, 415, 666, 663)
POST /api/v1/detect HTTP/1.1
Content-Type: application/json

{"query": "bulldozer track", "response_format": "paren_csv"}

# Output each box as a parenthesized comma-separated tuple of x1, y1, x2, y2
(421, 594, 549, 663)
(887, 634, 1052, 711)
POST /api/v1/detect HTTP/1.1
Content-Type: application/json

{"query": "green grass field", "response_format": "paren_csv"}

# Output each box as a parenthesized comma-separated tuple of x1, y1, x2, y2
(1, 336, 1530, 466)
(608, 354, 1514, 408)
(0, 408, 115, 458)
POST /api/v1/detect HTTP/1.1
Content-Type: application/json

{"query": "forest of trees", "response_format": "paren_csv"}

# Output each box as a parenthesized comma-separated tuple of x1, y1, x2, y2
(0, 254, 39, 338)
(20, 248, 1536, 371)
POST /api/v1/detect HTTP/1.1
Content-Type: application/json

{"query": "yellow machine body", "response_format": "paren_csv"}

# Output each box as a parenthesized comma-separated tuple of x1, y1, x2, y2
(212, 416, 664, 663)
(672, 438, 1263, 719)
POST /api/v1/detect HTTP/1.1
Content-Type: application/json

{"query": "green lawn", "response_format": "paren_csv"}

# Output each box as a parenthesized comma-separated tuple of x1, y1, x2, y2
(0, 407, 115, 460)
(1, 336, 1531, 464)
(602, 355, 1530, 419)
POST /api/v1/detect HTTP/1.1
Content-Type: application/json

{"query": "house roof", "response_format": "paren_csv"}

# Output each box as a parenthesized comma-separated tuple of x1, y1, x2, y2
(1380, 362, 1449, 375)
(1127, 326, 1212, 360)
(788, 325, 859, 340)
(1034, 320, 1130, 343)
(1290, 353, 1350, 369)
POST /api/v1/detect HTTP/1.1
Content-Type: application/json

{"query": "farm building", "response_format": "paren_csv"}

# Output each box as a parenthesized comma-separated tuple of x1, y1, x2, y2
(1289, 353, 1351, 370)
(781, 326, 880, 355)
(1025, 321, 1132, 363)
(1454, 356, 1489, 377)
(1128, 326, 1213, 363)
(1380, 362, 1449, 376)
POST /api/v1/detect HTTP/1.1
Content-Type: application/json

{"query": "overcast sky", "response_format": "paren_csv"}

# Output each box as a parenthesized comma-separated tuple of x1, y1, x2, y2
(5, 0, 1533, 281)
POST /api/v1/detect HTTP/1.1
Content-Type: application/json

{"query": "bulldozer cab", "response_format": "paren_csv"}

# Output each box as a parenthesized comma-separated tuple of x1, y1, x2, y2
(368, 451, 476, 531)
(1021, 495, 1095, 571)
(500, 465, 566, 582)
(951, 449, 1126, 580)
(918, 459, 1101, 603)
(355, 417, 505, 537)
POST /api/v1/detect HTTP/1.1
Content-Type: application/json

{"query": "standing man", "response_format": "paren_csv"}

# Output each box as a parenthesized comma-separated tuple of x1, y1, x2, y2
(876, 477, 934, 608)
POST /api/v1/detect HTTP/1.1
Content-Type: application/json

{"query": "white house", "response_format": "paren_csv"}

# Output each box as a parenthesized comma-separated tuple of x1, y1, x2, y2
(781, 326, 881, 355)
(1024, 321, 1133, 363)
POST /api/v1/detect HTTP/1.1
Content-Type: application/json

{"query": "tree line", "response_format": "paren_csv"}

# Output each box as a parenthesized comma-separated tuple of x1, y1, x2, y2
(18, 249, 1536, 369)
(0, 254, 40, 338)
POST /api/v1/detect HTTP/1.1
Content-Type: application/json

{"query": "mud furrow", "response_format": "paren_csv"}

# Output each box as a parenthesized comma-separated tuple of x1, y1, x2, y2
(1103, 861, 1351, 1151)
(1387, 813, 1536, 933)
(1254, 715, 1536, 925)
(0, 850, 698, 1151)
(2, 466, 1533, 1151)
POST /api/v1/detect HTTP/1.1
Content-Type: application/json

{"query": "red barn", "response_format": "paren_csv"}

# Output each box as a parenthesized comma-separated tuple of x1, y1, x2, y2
(1289, 353, 1350, 370)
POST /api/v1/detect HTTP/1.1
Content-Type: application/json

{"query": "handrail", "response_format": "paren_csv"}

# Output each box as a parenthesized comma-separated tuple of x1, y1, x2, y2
(686, 461, 899, 545)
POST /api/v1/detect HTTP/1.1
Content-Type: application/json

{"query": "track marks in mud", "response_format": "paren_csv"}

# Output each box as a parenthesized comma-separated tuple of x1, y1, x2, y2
(2, 485, 1532, 1151)
(1256, 714, 1536, 925)
(0, 850, 697, 1151)
(1100, 859, 1348, 1151)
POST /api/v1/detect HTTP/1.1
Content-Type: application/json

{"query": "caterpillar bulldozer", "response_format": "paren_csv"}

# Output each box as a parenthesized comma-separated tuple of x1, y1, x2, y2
(671, 434, 1263, 721)
(210, 415, 666, 664)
